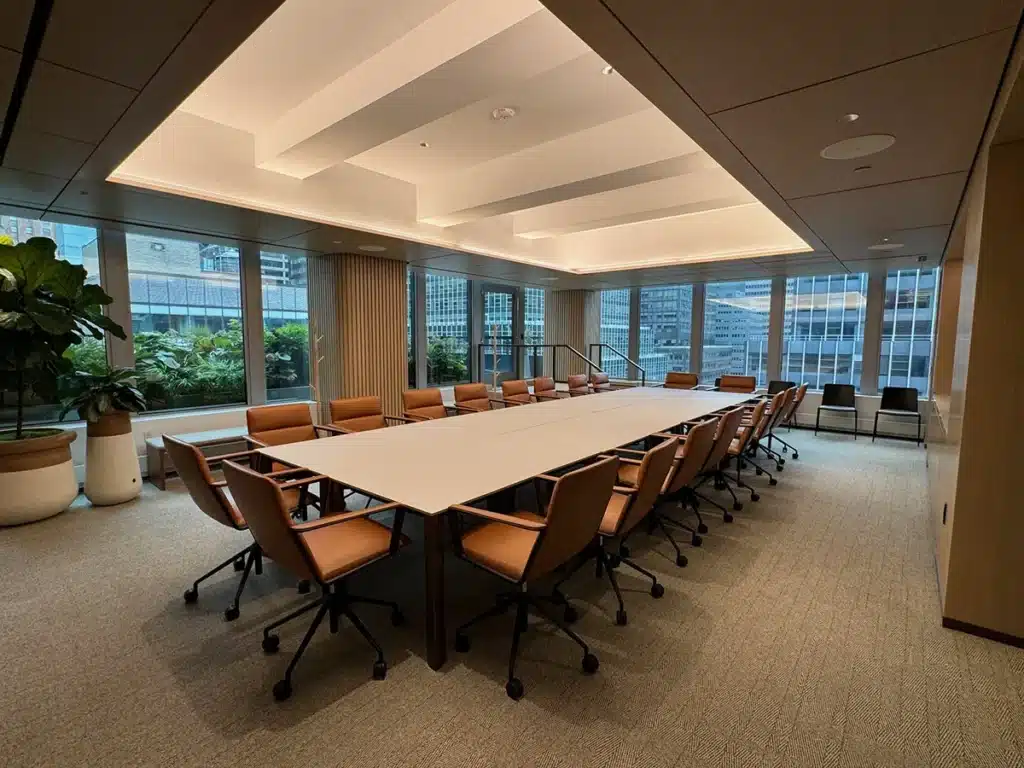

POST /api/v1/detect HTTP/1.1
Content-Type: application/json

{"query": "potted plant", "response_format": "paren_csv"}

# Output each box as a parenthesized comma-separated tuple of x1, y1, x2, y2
(0, 236, 125, 525)
(61, 367, 147, 506)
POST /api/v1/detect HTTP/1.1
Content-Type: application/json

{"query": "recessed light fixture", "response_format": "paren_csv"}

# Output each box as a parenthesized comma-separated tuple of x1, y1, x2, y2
(854, 165, 872, 173)
(820, 134, 895, 160)
(358, 244, 387, 253)
(332, 240, 344, 244)
(490, 106, 518, 121)
(538, 277, 559, 282)
(841, 113, 860, 123)
(601, 65, 615, 75)
(419, 141, 430, 148)
(867, 241, 905, 252)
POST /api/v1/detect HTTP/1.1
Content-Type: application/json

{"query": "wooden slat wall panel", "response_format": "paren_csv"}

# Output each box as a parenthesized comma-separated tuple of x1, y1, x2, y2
(546, 289, 600, 380)
(307, 254, 344, 422)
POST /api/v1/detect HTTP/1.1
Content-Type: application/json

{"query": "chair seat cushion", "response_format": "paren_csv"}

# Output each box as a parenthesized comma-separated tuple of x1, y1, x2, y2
(460, 399, 491, 412)
(617, 463, 640, 487)
(599, 492, 632, 536)
(460, 511, 543, 581)
(819, 405, 856, 411)
(876, 408, 917, 416)
(302, 518, 395, 582)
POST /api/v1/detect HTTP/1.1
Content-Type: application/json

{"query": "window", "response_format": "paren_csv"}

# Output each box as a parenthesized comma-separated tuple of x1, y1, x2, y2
(703, 279, 772, 386)
(262, 251, 310, 402)
(599, 289, 630, 379)
(127, 233, 245, 410)
(425, 272, 469, 385)
(782, 273, 867, 390)
(407, 269, 415, 387)
(878, 267, 938, 395)
(0, 216, 102, 427)
(524, 287, 545, 377)
(639, 284, 693, 383)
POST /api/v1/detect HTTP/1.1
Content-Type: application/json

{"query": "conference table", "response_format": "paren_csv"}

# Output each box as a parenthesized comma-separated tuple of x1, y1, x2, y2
(260, 386, 751, 670)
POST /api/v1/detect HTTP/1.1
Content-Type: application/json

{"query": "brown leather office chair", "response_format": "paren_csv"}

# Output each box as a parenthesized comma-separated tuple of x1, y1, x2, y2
(454, 382, 493, 413)
(500, 379, 533, 407)
(567, 373, 590, 396)
(402, 388, 457, 421)
(691, 407, 748, 519)
(532, 376, 563, 400)
(718, 375, 757, 394)
(590, 372, 612, 392)
(223, 459, 407, 701)
(758, 387, 795, 469)
(329, 395, 413, 433)
(246, 402, 339, 447)
(449, 456, 619, 700)
(772, 382, 807, 459)
(165, 435, 311, 621)
(727, 398, 768, 502)
(664, 371, 698, 389)
(740, 389, 788, 484)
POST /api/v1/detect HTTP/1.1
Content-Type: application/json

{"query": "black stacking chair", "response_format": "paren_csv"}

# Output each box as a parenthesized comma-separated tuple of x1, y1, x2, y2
(815, 383, 858, 438)
(767, 380, 796, 395)
(872, 387, 922, 445)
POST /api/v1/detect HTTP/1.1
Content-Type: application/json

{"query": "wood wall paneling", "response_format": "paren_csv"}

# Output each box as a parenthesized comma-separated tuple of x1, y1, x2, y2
(545, 289, 600, 380)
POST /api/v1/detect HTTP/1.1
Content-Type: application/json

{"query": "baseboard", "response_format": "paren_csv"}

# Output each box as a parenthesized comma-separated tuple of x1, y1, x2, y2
(942, 617, 1024, 649)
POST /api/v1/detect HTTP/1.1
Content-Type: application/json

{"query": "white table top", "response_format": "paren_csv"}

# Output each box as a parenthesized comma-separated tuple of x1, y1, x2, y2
(260, 388, 752, 515)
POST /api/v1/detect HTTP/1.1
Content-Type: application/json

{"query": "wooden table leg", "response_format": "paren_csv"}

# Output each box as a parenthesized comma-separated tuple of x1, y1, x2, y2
(423, 512, 447, 670)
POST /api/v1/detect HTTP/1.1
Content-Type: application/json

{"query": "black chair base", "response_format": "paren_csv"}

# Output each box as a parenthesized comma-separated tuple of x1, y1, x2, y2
(262, 582, 402, 701)
(183, 542, 261, 621)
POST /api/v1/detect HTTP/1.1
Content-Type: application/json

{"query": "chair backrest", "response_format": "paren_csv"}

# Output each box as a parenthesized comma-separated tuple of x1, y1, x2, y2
(664, 418, 719, 494)
(702, 407, 746, 471)
(163, 435, 243, 529)
(880, 386, 918, 412)
(329, 395, 385, 432)
(533, 376, 556, 395)
(454, 383, 491, 411)
(664, 371, 698, 389)
(754, 390, 787, 438)
(734, 398, 767, 452)
(222, 460, 313, 581)
(590, 372, 611, 392)
(788, 382, 808, 412)
(822, 383, 856, 407)
(524, 456, 618, 581)
(767, 379, 796, 395)
(767, 388, 794, 432)
(501, 380, 532, 405)
(718, 375, 757, 393)
(567, 374, 590, 395)
(403, 388, 448, 420)
(618, 437, 679, 535)
(246, 403, 316, 446)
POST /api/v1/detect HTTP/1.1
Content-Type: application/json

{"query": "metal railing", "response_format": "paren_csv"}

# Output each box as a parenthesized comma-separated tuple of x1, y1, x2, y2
(587, 343, 646, 387)
(475, 342, 603, 385)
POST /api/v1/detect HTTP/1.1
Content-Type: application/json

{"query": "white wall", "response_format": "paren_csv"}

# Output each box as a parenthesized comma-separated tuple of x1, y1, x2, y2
(792, 391, 930, 440)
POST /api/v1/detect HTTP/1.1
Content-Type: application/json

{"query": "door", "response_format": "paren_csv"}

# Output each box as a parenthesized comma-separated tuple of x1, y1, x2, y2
(482, 285, 520, 386)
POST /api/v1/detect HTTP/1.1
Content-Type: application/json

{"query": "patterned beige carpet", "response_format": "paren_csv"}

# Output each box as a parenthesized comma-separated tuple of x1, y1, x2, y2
(1, 432, 1022, 768)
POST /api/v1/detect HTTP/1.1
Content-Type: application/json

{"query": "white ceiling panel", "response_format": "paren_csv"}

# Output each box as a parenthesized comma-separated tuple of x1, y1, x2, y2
(0, 1, 32, 53)
(0, 167, 66, 206)
(3, 125, 93, 178)
(0, 46, 19, 119)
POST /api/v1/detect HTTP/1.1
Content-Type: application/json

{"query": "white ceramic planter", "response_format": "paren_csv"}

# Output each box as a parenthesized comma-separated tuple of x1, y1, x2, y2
(0, 430, 78, 526)
(84, 412, 141, 506)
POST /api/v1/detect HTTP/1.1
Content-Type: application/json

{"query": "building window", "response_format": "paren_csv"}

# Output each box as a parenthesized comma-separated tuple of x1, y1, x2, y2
(407, 269, 415, 387)
(599, 289, 631, 379)
(425, 272, 470, 385)
(782, 273, 868, 390)
(0, 216, 102, 427)
(639, 284, 693, 383)
(878, 267, 938, 395)
(703, 279, 772, 386)
(524, 287, 545, 377)
(127, 233, 245, 410)
(261, 251, 309, 402)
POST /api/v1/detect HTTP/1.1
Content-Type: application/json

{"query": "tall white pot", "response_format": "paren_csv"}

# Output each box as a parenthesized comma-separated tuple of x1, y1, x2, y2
(84, 411, 141, 506)
(0, 429, 78, 526)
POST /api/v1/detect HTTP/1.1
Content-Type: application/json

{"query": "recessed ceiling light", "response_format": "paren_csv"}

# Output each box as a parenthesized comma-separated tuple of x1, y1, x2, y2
(358, 244, 387, 252)
(538, 277, 559, 282)
(601, 65, 615, 75)
(490, 106, 518, 121)
(419, 141, 429, 148)
(820, 134, 895, 160)
(841, 113, 860, 123)
(867, 242, 905, 252)
(854, 165, 872, 173)
(332, 240, 343, 244)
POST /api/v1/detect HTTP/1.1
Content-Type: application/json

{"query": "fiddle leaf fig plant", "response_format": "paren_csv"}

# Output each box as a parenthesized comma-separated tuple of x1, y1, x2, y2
(0, 237, 126, 438)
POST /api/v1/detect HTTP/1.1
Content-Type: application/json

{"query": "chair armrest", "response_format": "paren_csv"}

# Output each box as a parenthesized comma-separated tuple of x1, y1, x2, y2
(245, 435, 268, 449)
(613, 485, 638, 495)
(211, 480, 227, 488)
(264, 466, 314, 479)
(293, 501, 401, 531)
(448, 504, 547, 530)
(278, 474, 329, 490)
(598, 453, 642, 465)
(612, 447, 648, 455)
(533, 390, 565, 400)
(535, 473, 561, 483)
(403, 412, 430, 422)
(385, 414, 415, 424)
(205, 448, 258, 465)
(498, 397, 526, 407)
(315, 424, 346, 436)
(453, 404, 481, 414)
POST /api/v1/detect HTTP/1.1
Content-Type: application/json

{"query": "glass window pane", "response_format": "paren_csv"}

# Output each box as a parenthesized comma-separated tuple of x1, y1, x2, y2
(1, 216, 102, 427)
(127, 233, 245, 410)
(524, 287, 545, 377)
(782, 273, 868, 390)
(703, 279, 772, 386)
(639, 285, 693, 383)
(407, 269, 415, 387)
(261, 251, 309, 402)
(425, 273, 469, 385)
(600, 289, 631, 379)
(878, 267, 939, 395)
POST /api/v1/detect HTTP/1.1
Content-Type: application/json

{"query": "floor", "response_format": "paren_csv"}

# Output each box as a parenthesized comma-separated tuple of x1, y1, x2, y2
(1, 432, 1022, 768)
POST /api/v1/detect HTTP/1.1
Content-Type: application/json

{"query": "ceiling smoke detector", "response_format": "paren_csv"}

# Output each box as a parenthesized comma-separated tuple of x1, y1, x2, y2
(820, 134, 895, 160)
(419, 141, 430, 148)
(602, 65, 615, 75)
(490, 106, 518, 122)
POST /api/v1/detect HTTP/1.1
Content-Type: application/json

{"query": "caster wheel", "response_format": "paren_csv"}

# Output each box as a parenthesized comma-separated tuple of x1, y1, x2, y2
(297, 580, 311, 594)
(650, 583, 665, 599)
(723, 512, 734, 523)
(776, 465, 784, 472)
(676, 554, 688, 568)
(691, 534, 702, 547)
(506, 677, 524, 700)
(262, 634, 280, 654)
(778, 458, 786, 465)
(454, 632, 470, 653)
(697, 523, 708, 534)
(755, 468, 763, 476)
(751, 493, 760, 502)
(183, 588, 198, 604)
(619, 544, 631, 558)
(224, 605, 239, 622)
(563, 605, 579, 624)
(607, 554, 621, 569)
(733, 501, 743, 512)
(793, 452, 799, 460)
(582, 653, 600, 674)
(372, 660, 387, 680)
(615, 609, 628, 626)
(233, 557, 246, 572)
(272, 679, 292, 701)
(769, 478, 778, 486)
(391, 609, 405, 627)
